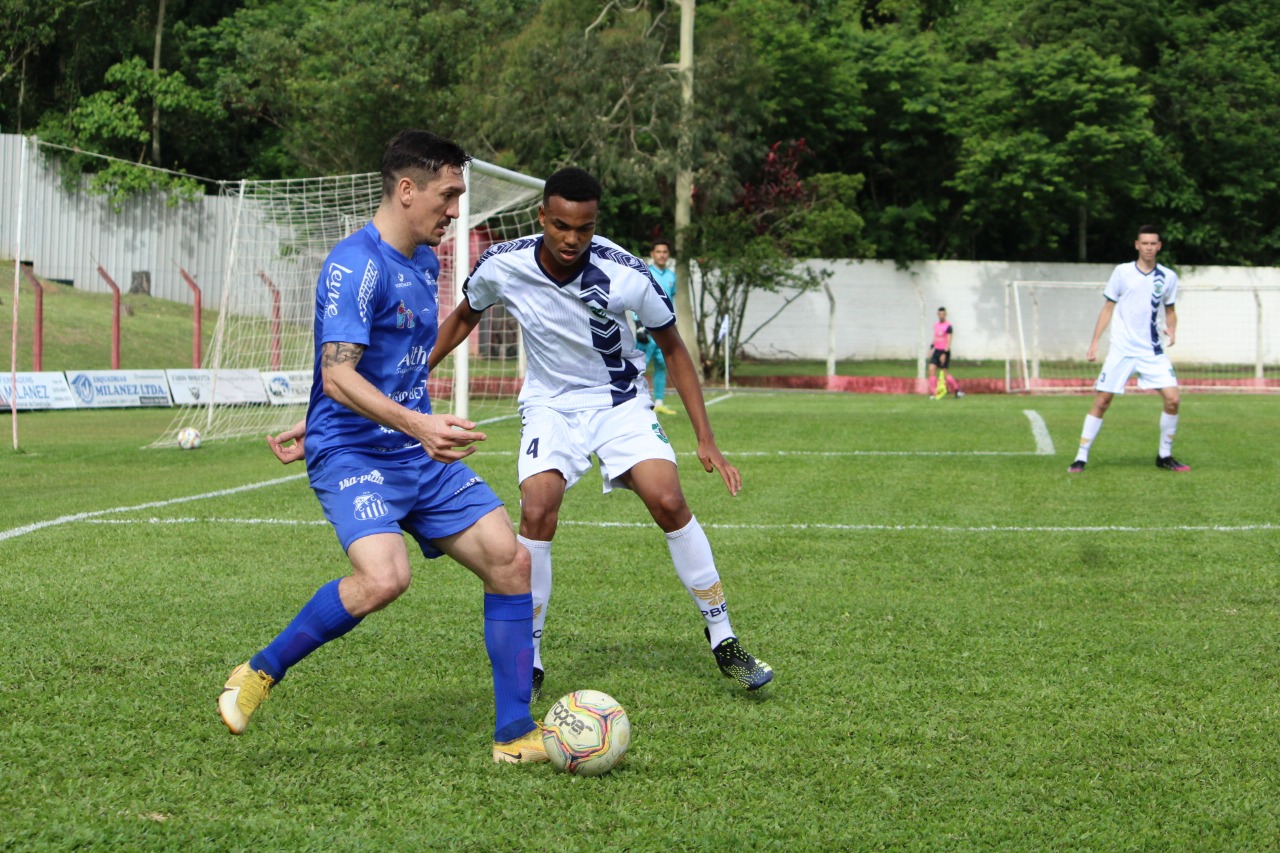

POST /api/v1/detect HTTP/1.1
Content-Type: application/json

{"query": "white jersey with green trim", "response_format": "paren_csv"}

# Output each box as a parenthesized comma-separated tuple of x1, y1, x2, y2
(464, 234, 676, 411)
(1103, 261, 1178, 357)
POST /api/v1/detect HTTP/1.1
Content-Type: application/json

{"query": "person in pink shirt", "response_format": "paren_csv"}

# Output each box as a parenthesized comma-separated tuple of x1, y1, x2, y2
(928, 307, 963, 399)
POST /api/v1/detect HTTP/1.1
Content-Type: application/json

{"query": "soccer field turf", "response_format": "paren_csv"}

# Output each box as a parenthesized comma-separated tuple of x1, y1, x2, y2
(2, 391, 1278, 849)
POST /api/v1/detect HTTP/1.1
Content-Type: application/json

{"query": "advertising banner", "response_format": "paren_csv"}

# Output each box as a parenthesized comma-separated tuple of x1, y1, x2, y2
(166, 369, 270, 405)
(0, 372, 78, 410)
(65, 370, 173, 408)
(260, 370, 313, 406)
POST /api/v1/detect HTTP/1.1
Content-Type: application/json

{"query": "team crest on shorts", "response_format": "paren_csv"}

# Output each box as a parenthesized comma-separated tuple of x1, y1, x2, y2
(652, 423, 670, 444)
(353, 492, 388, 521)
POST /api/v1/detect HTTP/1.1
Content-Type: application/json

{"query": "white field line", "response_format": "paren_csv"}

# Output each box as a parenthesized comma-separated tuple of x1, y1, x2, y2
(1023, 410, 1055, 455)
(75, 517, 1280, 534)
(0, 404, 1058, 542)
(0, 473, 307, 543)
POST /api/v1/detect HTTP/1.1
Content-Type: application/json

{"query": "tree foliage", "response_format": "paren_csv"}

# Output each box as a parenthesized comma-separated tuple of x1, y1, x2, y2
(3, 0, 1279, 266)
(690, 141, 871, 376)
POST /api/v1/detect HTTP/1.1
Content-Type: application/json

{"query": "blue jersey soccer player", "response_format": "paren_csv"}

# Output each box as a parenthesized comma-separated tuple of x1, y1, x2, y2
(221, 129, 547, 764)
(431, 167, 773, 700)
(1068, 224, 1188, 474)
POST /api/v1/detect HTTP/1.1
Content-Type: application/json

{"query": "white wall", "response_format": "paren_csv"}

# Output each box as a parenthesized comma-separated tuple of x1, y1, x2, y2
(5, 131, 1277, 368)
(735, 259, 1280, 365)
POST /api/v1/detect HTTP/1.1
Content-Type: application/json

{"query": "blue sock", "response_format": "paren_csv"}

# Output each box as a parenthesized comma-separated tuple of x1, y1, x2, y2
(251, 579, 362, 683)
(484, 592, 537, 742)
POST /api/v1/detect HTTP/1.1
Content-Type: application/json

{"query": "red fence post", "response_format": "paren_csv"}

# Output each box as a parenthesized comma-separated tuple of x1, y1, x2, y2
(19, 263, 44, 371)
(257, 271, 282, 371)
(95, 264, 122, 370)
(179, 267, 203, 368)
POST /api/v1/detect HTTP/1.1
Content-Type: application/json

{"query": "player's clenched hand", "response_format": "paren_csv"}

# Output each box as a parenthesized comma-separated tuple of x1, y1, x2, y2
(267, 419, 306, 465)
(413, 413, 487, 463)
(697, 442, 742, 497)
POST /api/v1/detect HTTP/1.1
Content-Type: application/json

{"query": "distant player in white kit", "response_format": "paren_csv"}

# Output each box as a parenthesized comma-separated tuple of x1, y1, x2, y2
(1069, 225, 1189, 473)
(432, 167, 773, 697)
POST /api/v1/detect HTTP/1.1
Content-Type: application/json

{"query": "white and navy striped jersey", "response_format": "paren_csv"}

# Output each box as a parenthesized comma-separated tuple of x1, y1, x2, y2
(464, 234, 676, 411)
(1103, 261, 1179, 357)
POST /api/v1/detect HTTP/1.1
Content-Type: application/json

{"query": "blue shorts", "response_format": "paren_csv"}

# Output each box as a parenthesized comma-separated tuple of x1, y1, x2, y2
(309, 447, 504, 559)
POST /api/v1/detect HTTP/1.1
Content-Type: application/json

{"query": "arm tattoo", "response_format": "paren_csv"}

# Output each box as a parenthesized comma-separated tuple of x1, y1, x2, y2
(322, 341, 365, 368)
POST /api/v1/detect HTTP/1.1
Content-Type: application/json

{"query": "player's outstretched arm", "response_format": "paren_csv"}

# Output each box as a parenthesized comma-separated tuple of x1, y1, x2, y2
(267, 418, 307, 464)
(1086, 300, 1116, 362)
(651, 326, 742, 497)
(430, 300, 484, 371)
(320, 341, 487, 463)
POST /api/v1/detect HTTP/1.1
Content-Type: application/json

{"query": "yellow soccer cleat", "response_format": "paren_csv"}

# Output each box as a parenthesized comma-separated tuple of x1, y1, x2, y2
(218, 662, 275, 735)
(654, 404, 677, 416)
(493, 723, 550, 764)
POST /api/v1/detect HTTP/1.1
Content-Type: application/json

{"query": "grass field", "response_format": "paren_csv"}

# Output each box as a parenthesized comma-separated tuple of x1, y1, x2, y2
(2, 391, 1279, 849)
(3, 260, 219, 373)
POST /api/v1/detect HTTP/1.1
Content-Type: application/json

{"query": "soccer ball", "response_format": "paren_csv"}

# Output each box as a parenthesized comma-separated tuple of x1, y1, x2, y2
(541, 689, 631, 776)
(176, 427, 202, 450)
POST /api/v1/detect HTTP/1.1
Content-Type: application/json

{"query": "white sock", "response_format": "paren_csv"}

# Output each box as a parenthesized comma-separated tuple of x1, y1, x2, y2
(665, 516, 735, 647)
(518, 534, 552, 670)
(1076, 414, 1103, 461)
(1159, 413, 1179, 457)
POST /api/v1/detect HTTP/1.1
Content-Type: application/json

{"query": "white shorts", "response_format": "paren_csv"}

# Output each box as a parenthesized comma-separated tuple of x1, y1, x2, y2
(518, 397, 678, 493)
(1094, 351, 1178, 395)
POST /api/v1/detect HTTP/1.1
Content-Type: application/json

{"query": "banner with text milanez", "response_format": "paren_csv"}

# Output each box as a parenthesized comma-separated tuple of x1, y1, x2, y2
(1, 372, 78, 410)
(65, 370, 173, 408)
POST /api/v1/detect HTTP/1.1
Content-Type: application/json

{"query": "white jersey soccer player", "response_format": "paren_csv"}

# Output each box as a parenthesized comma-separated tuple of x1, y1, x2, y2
(1100, 260, 1179, 361)
(463, 234, 674, 413)
(432, 166, 773, 696)
(1069, 226, 1189, 473)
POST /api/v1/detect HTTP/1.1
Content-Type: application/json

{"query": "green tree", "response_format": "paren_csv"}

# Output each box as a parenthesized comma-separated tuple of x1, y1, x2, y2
(1153, 4, 1280, 265)
(36, 56, 219, 208)
(947, 44, 1168, 261)
(844, 26, 959, 261)
(690, 141, 870, 377)
(456, 0, 768, 249)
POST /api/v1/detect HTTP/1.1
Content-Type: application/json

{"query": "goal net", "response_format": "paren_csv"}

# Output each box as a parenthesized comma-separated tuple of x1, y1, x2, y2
(1006, 280, 1280, 393)
(153, 160, 543, 447)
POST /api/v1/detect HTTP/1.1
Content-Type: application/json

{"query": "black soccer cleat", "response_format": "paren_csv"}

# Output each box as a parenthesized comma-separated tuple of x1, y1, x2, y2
(531, 666, 544, 703)
(705, 628, 773, 691)
(1067, 460, 1086, 473)
(1155, 455, 1191, 472)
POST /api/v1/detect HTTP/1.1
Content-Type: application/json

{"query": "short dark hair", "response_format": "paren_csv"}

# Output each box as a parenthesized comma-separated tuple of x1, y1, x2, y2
(1137, 224, 1161, 237)
(652, 237, 672, 252)
(381, 129, 471, 198)
(544, 167, 602, 205)
(938, 306, 946, 312)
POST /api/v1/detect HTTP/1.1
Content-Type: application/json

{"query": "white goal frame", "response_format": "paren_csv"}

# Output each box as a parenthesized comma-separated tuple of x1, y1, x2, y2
(153, 159, 543, 448)
(1007, 280, 1280, 393)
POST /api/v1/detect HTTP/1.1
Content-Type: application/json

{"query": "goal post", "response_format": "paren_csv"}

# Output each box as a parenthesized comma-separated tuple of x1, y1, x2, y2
(152, 159, 543, 448)
(1006, 280, 1280, 393)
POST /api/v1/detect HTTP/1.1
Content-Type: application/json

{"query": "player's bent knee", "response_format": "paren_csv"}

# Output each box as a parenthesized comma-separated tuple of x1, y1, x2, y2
(646, 494, 692, 532)
(483, 552, 531, 595)
(519, 508, 559, 540)
(346, 571, 411, 615)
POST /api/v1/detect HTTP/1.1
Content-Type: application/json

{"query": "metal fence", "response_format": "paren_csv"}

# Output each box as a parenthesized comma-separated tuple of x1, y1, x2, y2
(0, 134, 233, 306)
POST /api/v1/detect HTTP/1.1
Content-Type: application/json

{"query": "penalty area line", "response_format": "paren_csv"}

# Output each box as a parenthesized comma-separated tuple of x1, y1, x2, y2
(561, 520, 1279, 533)
(0, 473, 309, 543)
(1023, 410, 1055, 455)
(70, 517, 1280, 535)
